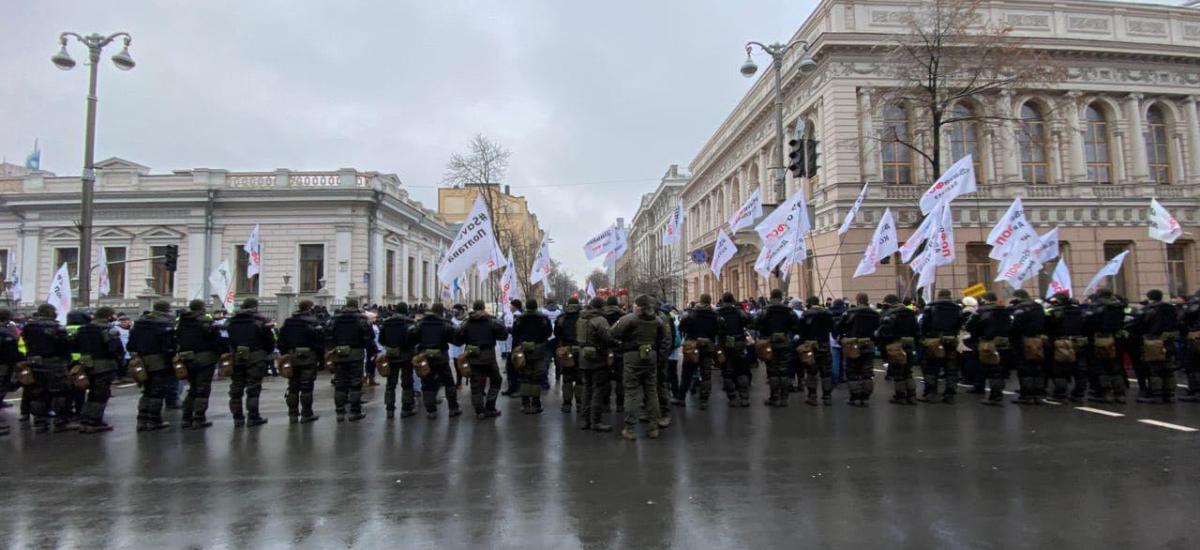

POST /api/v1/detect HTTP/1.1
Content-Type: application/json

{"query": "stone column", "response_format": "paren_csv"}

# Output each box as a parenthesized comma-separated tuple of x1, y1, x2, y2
(415, 248, 425, 303)
(370, 231, 385, 302)
(858, 87, 879, 182)
(1125, 93, 1149, 182)
(998, 91, 1021, 183)
(400, 238, 410, 302)
(1063, 92, 1087, 182)
(276, 274, 297, 318)
(1184, 96, 1200, 184)
(19, 229, 39, 306)
(334, 224, 353, 301)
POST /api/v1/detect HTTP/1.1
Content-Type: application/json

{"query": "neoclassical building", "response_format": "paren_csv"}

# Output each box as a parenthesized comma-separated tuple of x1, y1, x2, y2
(618, 164, 689, 305)
(683, 0, 1200, 304)
(0, 158, 453, 312)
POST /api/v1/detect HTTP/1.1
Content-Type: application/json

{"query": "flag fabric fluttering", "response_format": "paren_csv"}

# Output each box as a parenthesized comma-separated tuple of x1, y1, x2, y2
(839, 182, 869, 236)
(584, 224, 619, 261)
(709, 229, 737, 280)
(1035, 226, 1061, 264)
(439, 194, 505, 283)
(46, 263, 72, 325)
(603, 227, 628, 267)
(662, 201, 685, 246)
(586, 280, 596, 299)
(1084, 250, 1130, 296)
(209, 259, 235, 312)
(243, 224, 262, 279)
(97, 246, 110, 298)
(755, 189, 811, 245)
(1149, 198, 1183, 244)
(899, 210, 937, 264)
(919, 154, 977, 214)
(1046, 260, 1073, 299)
(930, 204, 955, 267)
(529, 233, 553, 286)
(25, 139, 40, 171)
(853, 208, 898, 279)
(728, 188, 763, 233)
(7, 251, 21, 303)
(499, 250, 520, 305)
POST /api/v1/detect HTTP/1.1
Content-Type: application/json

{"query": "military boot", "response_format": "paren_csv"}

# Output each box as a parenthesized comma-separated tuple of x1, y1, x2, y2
(520, 396, 532, 414)
(621, 427, 636, 440)
(530, 396, 543, 414)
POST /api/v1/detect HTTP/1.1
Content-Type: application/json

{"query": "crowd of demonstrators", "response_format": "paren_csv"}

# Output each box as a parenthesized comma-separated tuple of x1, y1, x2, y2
(3, 285, 1199, 440)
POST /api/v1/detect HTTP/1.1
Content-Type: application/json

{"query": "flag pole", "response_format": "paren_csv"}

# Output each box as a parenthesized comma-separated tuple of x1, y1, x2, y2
(816, 231, 848, 300)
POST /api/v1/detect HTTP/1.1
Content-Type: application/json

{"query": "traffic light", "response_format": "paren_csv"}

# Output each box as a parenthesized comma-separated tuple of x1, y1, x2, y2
(805, 139, 819, 178)
(163, 244, 178, 272)
(787, 136, 804, 179)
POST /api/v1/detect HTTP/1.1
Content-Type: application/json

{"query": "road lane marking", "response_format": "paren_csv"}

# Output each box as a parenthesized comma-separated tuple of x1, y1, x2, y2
(1075, 406, 1125, 417)
(1137, 419, 1198, 433)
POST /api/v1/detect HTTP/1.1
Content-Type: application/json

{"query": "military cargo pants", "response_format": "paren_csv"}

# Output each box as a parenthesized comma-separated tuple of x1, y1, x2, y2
(470, 359, 503, 414)
(384, 359, 416, 414)
(764, 347, 792, 406)
(333, 360, 365, 415)
(228, 361, 266, 421)
(845, 350, 875, 403)
(182, 361, 216, 424)
(138, 368, 174, 426)
(657, 356, 672, 417)
(285, 364, 319, 419)
(1147, 360, 1175, 402)
(610, 356, 625, 411)
(580, 367, 610, 427)
(82, 369, 115, 427)
(804, 347, 834, 401)
(519, 347, 547, 399)
(28, 365, 70, 430)
(421, 358, 460, 413)
(721, 346, 751, 404)
(678, 349, 713, 405)
(622, 360, 660, 426)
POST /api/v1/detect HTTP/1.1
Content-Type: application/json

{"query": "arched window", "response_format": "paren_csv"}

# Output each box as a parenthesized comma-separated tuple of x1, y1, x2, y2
(1084, 105, 1112, 183)
(881, 104, 912, 184)
(1146, 106, 1171, 184)
(949, 103, 983, 182)
(1018, 103, 1050, 184)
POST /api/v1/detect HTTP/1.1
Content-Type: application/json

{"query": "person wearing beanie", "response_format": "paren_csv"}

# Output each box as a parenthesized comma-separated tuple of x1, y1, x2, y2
(70, 306, 125, 433)
(1046, 292, 1088, 402)
(677, 293, 722, 411)
(800, 295, 836, 406)
(127, 300, 178, 431)
(755, 289, 802, 408)
(965, 292, 1014, 406)
(835, 293, 881, 407)
(609, 295, 670, 440)
(22, 304, 74, 433)
(326, 297, 375, 423)
(378, 302, 416, 419)
(174, 299, 226, 429)
(276, 300, 326, 423)
(224, 297, 274, 427)
(875, 294, 919, 405)
(716, 292, 753, 407)
(511, 299, 553, 414)
(454, 300, 508, 420)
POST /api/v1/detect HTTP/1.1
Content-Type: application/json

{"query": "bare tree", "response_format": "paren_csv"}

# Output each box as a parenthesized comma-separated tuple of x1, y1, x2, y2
(625, 254, 686, 306)
(442, 133, 512, 188)
(585, 269, 611, 291)
(873, 0, 1067, 176)
(545, 260, 579, 303)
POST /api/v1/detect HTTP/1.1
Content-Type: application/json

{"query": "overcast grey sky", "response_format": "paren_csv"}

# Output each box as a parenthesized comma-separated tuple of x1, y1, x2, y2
(0, 0, 1181, 281)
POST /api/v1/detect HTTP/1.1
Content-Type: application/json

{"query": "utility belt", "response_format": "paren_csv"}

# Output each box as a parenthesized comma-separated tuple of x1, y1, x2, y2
(554, 345, 578, 369)
(922, 334, 958, 360)
(1142, 332, 1178, 362)
(977, 337, 1009, 366)
(883, 337, 913, 367)
(77, 355, 118, 373)
(233, 346, 269, 366)
(722, 335, 747, 350)
(26, 355, 69, 370)
(839, 337, 874, 360)
(464, 344, 496, 365)
(324, 345, 364, 365)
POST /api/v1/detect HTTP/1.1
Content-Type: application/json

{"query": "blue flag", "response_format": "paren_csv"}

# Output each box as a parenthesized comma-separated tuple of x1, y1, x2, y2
(24, 139, 40, 170)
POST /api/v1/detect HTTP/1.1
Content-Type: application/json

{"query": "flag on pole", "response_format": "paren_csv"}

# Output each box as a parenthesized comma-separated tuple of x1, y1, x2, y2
(97, 246, 110, 298)
(709, 229, 737, 280)
(440, 194, 505, 283)
(1084, 250, 1130, 296)
(838, 182, 870, 235)
(777, 235, 809, 283)
(753, 245, 773, 280)
(586, 280, 596, 298)
(1149, 198, 1183, 244)
(244, 224, 262, 279)
(584, 224, 619, 261)
(853, 208, 898, 278)
(603, 227, 628, 268)
(987, 198, 1036, 260)
(529, 233, 553, 286)
(8, 251, 22, 303)
(662, 201, 685, 246)
(919, 154, 977, 214)
(499, 250, 520, 305)
(1035, 226, 1061, 264)
(755, 189, 811, 245)
(931, 204, 956, 267)
(899, 211, 937, 264)
(1046, 260, 1072, 299)
(913, 246, 938, 292)
(728, 188, 763, 233)
(25, 139, 41, 170)
(210, 259, 235, 312)
(46, 263, 71, 324)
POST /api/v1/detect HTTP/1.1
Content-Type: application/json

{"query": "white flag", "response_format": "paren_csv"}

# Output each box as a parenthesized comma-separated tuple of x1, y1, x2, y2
(838, 182, 869, 235)
(1149, 198, 1183, 244)
(1084, 250, 1130, 297)
(97, 246, 110, 298)
(853, 208, 899, 279)
(930, 204, 956, 267)
(709, 229, 737, 280)
(777, 235, 809, 283)
(753, 245, 773, 280)
(987, 198, 1036, 260)
(995, 234, 1040, 289)
(209, 258, 236, 312)
(440, 194, 505, 283)
(603, 227, 628, 268)
(1046, 260, 1073, 299)
(1035, 227, 1061, 264)
(46, 263, 71, 324)
(899, 210, 937, 264)
(920, 154, 978, 214)
(755, 189, 811, 245)
(586, 280, 596, 298)
(584, 224, 618, 261)
(7, 251, 21, 303)
(529, 233, 552, 286)
(243, 224, 262, 279)
(728, 188, 763, 233)
(914, 246, 938, 292)
(499, 250, 520, 305)
(662, 201, 685, 246)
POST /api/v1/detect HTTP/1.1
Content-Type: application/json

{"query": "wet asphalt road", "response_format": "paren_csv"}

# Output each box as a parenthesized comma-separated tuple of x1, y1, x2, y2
(2, 368, 1198, 550)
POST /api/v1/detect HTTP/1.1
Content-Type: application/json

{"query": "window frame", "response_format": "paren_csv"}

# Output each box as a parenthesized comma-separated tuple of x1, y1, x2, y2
(149, 245, 176, 296)
(1146, 106, 1172, 184)
(880, 104, 913, 185)
(102, 246, 127, 298)
(949, 103, 984, 184)
(234, 245, 259, 296)
(1018, 102, 1051, 185)
(298, 243, 325, 294)
(1083, 105, 1113, 184)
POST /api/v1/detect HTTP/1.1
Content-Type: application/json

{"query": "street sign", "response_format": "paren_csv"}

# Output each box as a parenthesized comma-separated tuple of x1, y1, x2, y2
(962, 283, 987, 298)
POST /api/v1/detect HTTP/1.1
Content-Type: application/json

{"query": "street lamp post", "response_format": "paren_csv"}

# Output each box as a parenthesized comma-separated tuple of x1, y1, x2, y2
(52, 32, 135, 308)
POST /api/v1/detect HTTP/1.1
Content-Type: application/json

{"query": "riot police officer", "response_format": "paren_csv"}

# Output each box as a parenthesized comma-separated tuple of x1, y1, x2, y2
(71, 306, 125, 433)
(799, 296, 835, 406)
(876, 294, 919, 405)
(716, 293, 752, 407)
(577, 297, 615, 432)
(174, 300, 225, 429)
(327, 298, 376, 422)
(755, 289, 801, 408)
(610, 294, 670, 440)
(512, 299, 553, 414)
(378, 302, 415, 418)
(918, 289, 963, 404)
(0, 308, 20, 436)
(1045, 293, 1088, 402)
(410, 303, 461, 419)
(836, 293, 881, 407)
(456, 300, 508, 419)
(23, 304, 74, 433)
(1009, 289, 1047, 405)
(965, 292, 1013, 406)
(278, 300, 325, 423)
(553, 297, 583, 413)
(677, 294, 723, 410)
(1083, 288, 1128, 404)
(128, 301, 177, 431)
(225, 298, 274, 427)
(1182, 290, 1200, 402)
(1129, 289, 1180, 404)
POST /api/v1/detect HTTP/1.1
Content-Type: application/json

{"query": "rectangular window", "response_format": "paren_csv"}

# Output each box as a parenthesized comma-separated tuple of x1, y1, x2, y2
(1102, 242, 1132, 298)
(104, 247, 126, 297)
(966, 243, 993, 292)
(407, 257, 415, 298)
(1167, 242, 1190, 297)
(150, 246, 175, 296)
(235, 245, 259, 295)
(54, 247, 79, 284)
(299, 244, 324, 293)
(386, 250, 396, 297)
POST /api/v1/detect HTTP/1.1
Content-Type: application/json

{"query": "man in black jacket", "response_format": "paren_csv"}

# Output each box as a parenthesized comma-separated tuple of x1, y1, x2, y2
(512, 299, 553, 414)
(836, 293, 881, 407)
(23, 304, 74, 433)
(554, 298, 583, 413)
(70, 306, 125, 433)
(716, 293, 753, 407)
(1181, 290, 1200, 402)
(174, 300, 226, 429)
(1129, 289, 1180, 404)
(411, 303, 461, 419)
(800, 296, 835, 406)
(1083, 288, 1128, 404)
(326, 298, 376, 422)
(0, 308, 21, 436)
(876, 295, 919, 405)
(278, 300, 325, 423)
(1046, 293, 1088, 402)
(128, 301, 178, 431)
(755, 289, 801, 408)
(378, 302, 415, 418)
(225, 298, 274, 427)
(677, 294, 723, 410)
(919, 289, 963, 404)
(965, 292, 1013, 406)
(1009, 289, 1048, 405)
(456, 300, 509, 419)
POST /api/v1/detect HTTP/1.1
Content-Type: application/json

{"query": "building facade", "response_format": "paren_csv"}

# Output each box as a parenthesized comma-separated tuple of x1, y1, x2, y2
(0, 158, 453, 311)
(438, 183, 544, 298)
(618, 164, 689, 305)
(682, 0, 1200, 304)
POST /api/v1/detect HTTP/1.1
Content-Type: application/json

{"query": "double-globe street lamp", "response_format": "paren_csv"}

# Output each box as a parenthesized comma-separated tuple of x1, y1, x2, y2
(51, 32, 135, 308)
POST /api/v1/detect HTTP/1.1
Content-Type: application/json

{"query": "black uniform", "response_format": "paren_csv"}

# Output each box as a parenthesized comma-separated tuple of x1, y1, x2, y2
(71, 319, 126, 430)
(716, 303, 753, 406)
(1082, 296, 1128, 403)
(553, 304, 583, 412)
(836, 305, 881, 406)
(800, 305, 835, 405)
(128, 311, 177, 430)
(456, 311, 508, 416)
(0, 321, 22, 435)
(1046, 300, 1088, 401)
(1182, 297, 1200, 402)
(378, 313, 415, 416)
(919, 299, 963, 402)
(224, 309, 274, 424)
(174, 311, 226, 427)
(678, 303, 722, 408)
(1009, 299, 1048, 403)
(278, 311, 325, 421)
(965, 303, 1013, 404)
(23, 315, 73, 432)
(326, 306, 376, 420)
(1129, 300, 1180, 403)
(876, 305, 919, 403)
(755, 300, 802, 407)
(603, 304, 626, 411)
(511, 309, 553, 412)
(411, 314, 460, 415)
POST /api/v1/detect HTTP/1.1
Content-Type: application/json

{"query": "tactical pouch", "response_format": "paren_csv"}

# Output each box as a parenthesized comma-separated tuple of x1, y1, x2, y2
(17, 362, 35, 386)
(682, 340, 700, 365)
(1142, 338, 1167, 362)
(978, 340, 1001, 366)
(291, 348, 316, 367)
(1093, 335, 1117, 359)
(235, 346, 252, 364)
(172, 355, 190, 381)
(754, 339, 775, 362)
(1022, 336, 1045, 363)
(78, 355, 95, 370)
(581, 346, 599, 362)
(456, 359, 471, 379)
(715, 348, 726, 365)
(555, 346, 577, 369)
(1053, 339, 1076, 364)
(511, 348, 527, 369)
(413, 351, 432, 377)
(796, 341, 816, 367)
(884, 341, 907, 367)
(723, 336, 737, 349)
(924, 337, 946, 360)
(374, 354, 391, 378)
(141, 354, 167, 372)
(218, 353, 234, 377)
(334, 345, 351, 359)
(129, 356, 148, 383)
(1188, 331, 1200, 353)
(278, 354, 294, 379)
(465, 345, 481, 359)
(840, 338, 861, 360)
(70, 363, 90, 390)
(638, 344, 654, 362)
